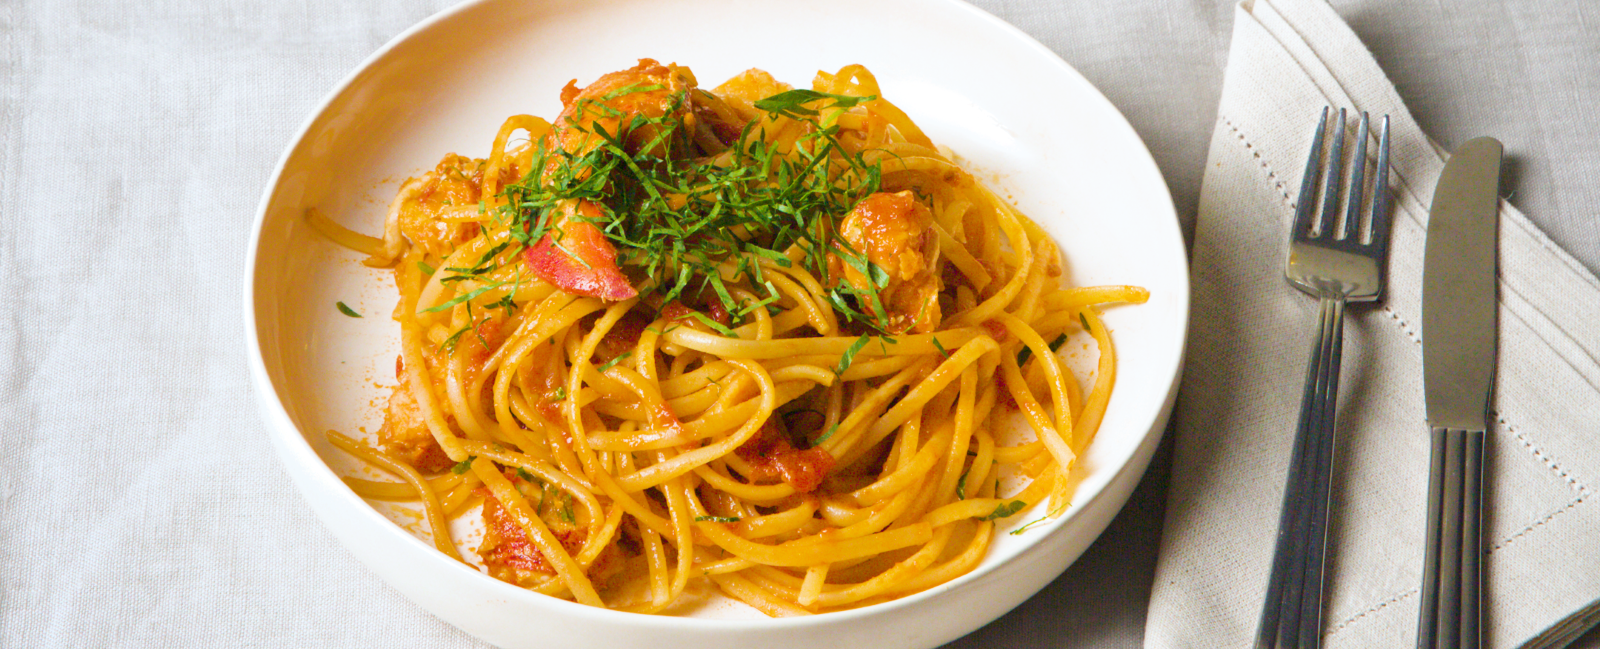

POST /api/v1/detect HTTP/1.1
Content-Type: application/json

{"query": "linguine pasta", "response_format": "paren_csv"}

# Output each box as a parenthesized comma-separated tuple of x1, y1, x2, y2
(313, 59, 1147, 616)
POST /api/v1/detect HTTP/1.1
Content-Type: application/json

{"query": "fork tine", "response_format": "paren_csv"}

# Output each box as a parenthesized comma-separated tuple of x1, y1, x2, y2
(1341, 112, 1370, 241)
(1317, 108, 1347, 237)
(1292, 107, 1330, 238)
(1367, 115, 1393, 251)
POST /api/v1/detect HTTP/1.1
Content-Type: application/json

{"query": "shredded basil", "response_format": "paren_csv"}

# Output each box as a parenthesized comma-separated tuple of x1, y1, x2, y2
(982, 500, 1027, 521)
(834, 333, 872, 375)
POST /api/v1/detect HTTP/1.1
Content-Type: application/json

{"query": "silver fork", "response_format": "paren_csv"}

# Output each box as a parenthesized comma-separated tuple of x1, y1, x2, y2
(1256, 107, 1392, 649)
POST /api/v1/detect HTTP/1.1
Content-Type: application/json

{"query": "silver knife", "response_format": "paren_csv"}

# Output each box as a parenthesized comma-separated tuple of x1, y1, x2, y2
(1417, 136, 1502, 649)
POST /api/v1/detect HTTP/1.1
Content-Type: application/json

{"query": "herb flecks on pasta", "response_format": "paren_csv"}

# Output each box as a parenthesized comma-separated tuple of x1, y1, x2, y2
(312, 59, 1148, 616)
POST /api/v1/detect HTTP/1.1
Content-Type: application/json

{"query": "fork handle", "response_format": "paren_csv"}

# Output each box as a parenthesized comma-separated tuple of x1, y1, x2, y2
(1417, 427, 1485, 649)
(1257, 295, 1346, 649)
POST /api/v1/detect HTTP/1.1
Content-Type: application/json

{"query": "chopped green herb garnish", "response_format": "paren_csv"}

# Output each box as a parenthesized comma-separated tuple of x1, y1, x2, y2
(467, 313, 492, 351)
(752, 89, 874, 119)
(694, 515, 741, 523)
(1079, 312, 1092, 332)
(498, 87, 895, 332)
(559, 492, 575, 523)
(515, 468, 536, 482)
(982, 500, 1027, 521)
(815, 423, 841, 445)
(417, 261, 436, 276)
(550, 386, 567, 402)
(451, 456, 476, 475)
(744, 244, 792, 267)
(1010, 516, 1050, 535)
(834, 333, 872, 375)
(596, 351, 631, 373)
(1018, 333, 1070, 367)
(931, 336, 951, 359)
(440, 325, 472, 352)
(685, 311, 739, 337)
(420, 281, 508, 314)
(645, 324, 683, 336)
(336, 302, 362, 318)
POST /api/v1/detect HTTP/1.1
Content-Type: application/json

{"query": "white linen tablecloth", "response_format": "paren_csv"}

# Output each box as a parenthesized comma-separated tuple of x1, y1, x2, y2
(2, 0, 1596, 647)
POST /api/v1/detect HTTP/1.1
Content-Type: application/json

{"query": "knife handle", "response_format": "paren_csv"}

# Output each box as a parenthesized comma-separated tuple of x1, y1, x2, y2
(1463, 430, 1484, 648)
(1417, 426, 1485, 649)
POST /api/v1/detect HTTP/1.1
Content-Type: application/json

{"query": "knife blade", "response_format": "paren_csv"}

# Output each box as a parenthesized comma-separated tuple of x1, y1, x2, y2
(1417, 136, 1502, 649)
(1423, 137, 1502, 431)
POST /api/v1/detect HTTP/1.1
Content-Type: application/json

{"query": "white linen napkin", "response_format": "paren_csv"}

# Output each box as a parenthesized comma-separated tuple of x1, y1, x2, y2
(1144, 0, 1600, 647)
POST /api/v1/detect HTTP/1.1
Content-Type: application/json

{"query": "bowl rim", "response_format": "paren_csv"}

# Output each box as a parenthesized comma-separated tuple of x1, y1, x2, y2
(243, 0, 1190, 633)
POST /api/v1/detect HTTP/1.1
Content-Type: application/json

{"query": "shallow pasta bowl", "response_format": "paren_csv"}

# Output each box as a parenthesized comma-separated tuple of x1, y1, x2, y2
(244, 0, 1189, 646)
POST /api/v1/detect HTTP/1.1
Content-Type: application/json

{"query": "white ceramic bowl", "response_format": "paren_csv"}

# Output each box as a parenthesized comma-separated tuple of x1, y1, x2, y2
(245, 0, 1189, 647)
